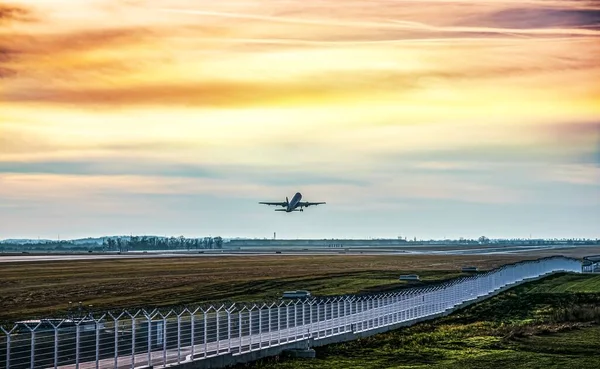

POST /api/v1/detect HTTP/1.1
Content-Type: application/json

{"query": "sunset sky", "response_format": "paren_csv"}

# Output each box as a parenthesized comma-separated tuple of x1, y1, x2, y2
(1, 0, 599, 240)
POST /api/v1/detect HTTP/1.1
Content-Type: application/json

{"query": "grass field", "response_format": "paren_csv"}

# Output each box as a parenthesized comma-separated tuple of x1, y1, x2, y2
(0, 254, 540, 325)
(242, 273, 600, 369)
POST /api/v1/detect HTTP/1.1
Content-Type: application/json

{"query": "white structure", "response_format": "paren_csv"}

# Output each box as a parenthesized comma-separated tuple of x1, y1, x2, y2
(282, 290, 312, 299)
(582, 261, 599, 273)
(0, 256, 582, 369)
(399, 275, 420, 281)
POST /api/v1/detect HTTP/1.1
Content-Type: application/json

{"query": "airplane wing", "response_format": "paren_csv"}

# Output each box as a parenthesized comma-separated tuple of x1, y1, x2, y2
(297, 201, 326, 207)
(258, 202, 287, 207)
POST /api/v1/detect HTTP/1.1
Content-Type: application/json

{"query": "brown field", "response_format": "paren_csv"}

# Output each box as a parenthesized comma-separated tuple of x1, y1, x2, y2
(1, 248, 596, 326)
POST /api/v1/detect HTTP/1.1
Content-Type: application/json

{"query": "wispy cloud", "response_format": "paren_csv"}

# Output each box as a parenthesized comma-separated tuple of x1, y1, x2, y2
(541, 164, 600, 185)
(1, 0, 599, 238)
(0, 3, 32, 24)
(457, 7, 600, 29)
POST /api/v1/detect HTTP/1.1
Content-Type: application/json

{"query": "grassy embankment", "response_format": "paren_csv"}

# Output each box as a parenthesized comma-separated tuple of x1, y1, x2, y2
(0, 254, 532, 325)
(242, 273, 600, 369)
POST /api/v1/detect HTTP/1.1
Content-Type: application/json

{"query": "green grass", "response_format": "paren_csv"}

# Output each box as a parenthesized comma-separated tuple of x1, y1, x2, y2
(239, 273, 600, 369)
(524, 273, 600, 293)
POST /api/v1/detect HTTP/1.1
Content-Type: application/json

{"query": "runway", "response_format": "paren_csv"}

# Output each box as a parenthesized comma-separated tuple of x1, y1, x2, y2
(0, 252, 241, 263)
(0, 243, 586, 263)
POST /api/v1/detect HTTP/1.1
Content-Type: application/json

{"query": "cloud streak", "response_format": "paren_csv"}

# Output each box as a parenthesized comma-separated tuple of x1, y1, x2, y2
(163, 7, 600, 36)
(0, 159, 369, 187)
(1, 0, 599, 239)
(0, 3, 32, 24)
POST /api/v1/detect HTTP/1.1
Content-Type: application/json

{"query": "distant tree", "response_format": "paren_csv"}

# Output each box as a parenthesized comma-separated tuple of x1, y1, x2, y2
(105, 238, 114, 250)
(478, 236, 490, 244)
(214, 236, 223, 249)
(130, 236, 139, 250)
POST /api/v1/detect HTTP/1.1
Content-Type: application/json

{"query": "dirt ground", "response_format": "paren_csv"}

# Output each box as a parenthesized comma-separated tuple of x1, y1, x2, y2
(1, 248, 597, 325)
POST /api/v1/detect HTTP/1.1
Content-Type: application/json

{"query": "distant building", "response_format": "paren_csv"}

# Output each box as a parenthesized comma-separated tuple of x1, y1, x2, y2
(226, 238, 409, 248)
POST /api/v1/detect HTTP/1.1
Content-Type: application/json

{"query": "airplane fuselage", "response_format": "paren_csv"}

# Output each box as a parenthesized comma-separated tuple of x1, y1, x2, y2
(286, 192, 303, 212)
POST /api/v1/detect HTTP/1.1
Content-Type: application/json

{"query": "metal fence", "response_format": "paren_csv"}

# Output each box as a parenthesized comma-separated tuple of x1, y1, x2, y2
(0, 256, 582, 369)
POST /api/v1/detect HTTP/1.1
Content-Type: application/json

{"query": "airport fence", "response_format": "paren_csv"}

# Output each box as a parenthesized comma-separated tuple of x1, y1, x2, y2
(0, 256, 582, 369)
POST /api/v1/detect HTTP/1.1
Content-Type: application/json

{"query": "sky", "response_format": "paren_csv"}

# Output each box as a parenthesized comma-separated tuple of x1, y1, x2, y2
(1, 0, 599, 240)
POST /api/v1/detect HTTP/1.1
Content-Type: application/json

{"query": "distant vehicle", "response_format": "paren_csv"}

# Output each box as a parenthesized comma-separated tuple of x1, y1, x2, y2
(259, 192, 325, 212)
(462, 266, 479, 272)
(282, 290, 312, 299)
(399, 275, 420, 281)
(15, 318, 103, 333)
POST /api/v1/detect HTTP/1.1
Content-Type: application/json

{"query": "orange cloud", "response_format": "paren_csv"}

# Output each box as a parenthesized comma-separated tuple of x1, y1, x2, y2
(0, 3, 32, 24)
(0, 27, 157, 81)
(1, 0, 598, 112)
(4, 62, 598, 107)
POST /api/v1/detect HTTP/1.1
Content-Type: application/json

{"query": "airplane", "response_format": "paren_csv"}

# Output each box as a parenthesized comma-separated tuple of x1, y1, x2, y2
(259, 192, 326, 212)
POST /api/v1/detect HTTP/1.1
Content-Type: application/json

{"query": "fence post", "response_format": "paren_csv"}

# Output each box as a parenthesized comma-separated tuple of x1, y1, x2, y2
(6, 332, 9, 369)
(203, 308, 208, 358)
(258, 304, 263, 349)
(109, 312, 121, 369)
(309, 300, 314, 338)
(47, 320, 61, 369)
(237, 308, 243, 353)
(286, 301, 292, 341)
(93, 314, 105, 369)
(216, 305, 223, 354)
(145, 310, 157, 367)
(294, 301, 299, 341)
(227, 304, 235, 353)
(191, 308, 199, 358)
(316, 300, 321, 337)
(27, 322, 41, 369)
(336, 298, 341, 333)
(161, 311, 170, 366)
(301, 301, 306, 338)
(176, 310, 183, 365)
(145, 311, 152, 367)
(75, 318, 80, 369)
(328, 299, 332, 335)
(2, 326, 15, 369)
(127, 310, 140, 369)
(277, 302, 282, 344)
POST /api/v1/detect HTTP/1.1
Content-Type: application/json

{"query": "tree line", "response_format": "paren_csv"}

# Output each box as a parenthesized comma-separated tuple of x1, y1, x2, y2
(0, 236, 224, 252)
(102, 236, 223, 252)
